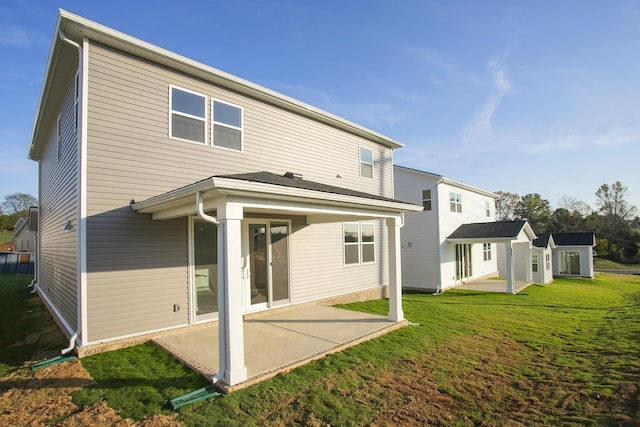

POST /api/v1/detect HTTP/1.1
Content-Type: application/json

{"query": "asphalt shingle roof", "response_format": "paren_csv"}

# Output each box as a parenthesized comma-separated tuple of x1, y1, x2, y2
(533, 232, 552, 248)
(552, 232, 595, 246)
(215, 171, 410, 204)
(448, 220, 528, 239)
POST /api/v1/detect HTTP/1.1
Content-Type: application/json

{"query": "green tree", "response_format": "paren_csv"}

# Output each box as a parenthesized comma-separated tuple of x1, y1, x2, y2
(494, 191, 520, 221)
(594, 181, 638, 260)
(514, 193, 552, 232)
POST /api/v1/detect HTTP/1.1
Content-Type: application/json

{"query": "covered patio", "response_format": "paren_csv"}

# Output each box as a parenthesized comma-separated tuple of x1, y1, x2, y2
(132, 171, 422, 389)
(447, 220, 537, 294)
(153, 304, 405, 392)
(455, 278, 533, 293)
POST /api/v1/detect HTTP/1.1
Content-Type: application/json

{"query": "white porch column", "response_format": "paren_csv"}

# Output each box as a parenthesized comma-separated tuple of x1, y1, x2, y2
(386, 216, 404, 322)
(525, 243, 533, 283)
(505, 242, 515, 294)
(217, 202, 247, 386)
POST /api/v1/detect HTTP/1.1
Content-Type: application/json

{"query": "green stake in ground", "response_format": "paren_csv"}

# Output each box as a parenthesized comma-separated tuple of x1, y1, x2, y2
(169, 386, 222, 410)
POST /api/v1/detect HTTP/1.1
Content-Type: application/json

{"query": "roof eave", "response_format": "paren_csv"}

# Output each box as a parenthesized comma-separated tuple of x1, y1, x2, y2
(51, 9, 402, 150)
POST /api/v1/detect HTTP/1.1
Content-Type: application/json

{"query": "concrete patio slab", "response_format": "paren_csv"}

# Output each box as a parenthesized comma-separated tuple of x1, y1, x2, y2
(455, 279, 532, 293)
(153, 304, 406, 392)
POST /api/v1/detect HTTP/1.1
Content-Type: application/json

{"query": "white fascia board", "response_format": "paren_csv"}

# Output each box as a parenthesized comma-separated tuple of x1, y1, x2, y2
(438, 177, 498, 199)
(131, 178, 216, 213)
(446, 237, 515, 244)
(56, 9, 402, 150)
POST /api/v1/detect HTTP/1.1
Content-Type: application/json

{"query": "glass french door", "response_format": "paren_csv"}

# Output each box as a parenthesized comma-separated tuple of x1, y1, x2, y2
(191, 218, 218, 322)
(455, 243, 473, 281)
(246, 220, 290, 310)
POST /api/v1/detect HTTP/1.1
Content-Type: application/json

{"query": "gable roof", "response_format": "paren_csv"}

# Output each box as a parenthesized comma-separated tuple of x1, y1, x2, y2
(132, 171, 423, 220)
(552, 232, 595, 247)
(533, 232, 556, 249)
(394, 165, 498, 199)
(29, 9, 402, 160)
(447, 220, 536, 242)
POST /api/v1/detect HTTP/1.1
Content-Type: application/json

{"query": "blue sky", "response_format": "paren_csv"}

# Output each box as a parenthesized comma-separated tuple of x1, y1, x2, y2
(1, 0, 639, 211)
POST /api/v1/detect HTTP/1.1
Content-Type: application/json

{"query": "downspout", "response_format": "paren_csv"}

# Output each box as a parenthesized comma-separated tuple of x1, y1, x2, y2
(195, 191, 225, 384)
(56, 29, 81, 355)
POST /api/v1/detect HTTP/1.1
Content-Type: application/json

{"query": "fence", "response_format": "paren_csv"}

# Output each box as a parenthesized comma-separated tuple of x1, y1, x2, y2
(0, 252, 35, 274)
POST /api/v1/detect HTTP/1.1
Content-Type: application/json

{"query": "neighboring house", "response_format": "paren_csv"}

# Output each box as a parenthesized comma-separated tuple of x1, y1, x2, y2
(455, 220, 536, 293)
(394, 165, 504, 292)
(532, 233, 555, 284)
(28, 10, 421, 387)
(12, 208, 38, 253)
(552, 232, 596, 278)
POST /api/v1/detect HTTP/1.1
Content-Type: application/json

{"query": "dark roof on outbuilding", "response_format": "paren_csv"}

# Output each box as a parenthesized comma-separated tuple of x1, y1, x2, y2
(448, 220, 529, 240)
(533, 233, 552, 248)
(552, 232, 595, 246)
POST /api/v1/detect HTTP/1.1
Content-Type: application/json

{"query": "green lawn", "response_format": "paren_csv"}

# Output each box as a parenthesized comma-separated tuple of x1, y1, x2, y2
(594, 258, 640, 270)
(0, 231, 12, 244)
(3, 273, 639, 425)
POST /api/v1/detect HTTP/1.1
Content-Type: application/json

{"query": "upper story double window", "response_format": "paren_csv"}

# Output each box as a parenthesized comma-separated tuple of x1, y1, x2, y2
(170, 86, 243, 151)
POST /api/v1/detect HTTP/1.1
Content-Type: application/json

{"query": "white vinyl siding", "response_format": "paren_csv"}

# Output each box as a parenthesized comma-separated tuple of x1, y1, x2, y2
(39, 65, 80, 330)
(84, 43, 394, 342)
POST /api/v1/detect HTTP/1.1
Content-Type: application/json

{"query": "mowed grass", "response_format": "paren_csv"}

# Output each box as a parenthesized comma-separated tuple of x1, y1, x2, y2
(2, 273, 639, 425)
(0, 274, 67, 377)
(69, 273, 640, 426)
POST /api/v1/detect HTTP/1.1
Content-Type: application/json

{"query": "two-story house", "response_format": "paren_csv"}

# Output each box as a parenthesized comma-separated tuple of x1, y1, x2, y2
(28, 10, 421, 387)
(394, 165, 536, 293)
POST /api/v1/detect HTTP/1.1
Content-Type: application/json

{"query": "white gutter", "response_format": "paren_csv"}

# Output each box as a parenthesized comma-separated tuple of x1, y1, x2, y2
(195, 192, 224, 384)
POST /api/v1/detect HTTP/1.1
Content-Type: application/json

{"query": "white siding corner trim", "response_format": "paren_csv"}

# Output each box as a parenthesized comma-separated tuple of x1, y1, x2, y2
(78, 38, 89, 346)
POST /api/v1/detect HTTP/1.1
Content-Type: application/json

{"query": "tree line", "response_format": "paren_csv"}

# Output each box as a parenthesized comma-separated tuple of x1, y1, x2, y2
(496, 181, 639, 263)
(0, 193, 38, 233)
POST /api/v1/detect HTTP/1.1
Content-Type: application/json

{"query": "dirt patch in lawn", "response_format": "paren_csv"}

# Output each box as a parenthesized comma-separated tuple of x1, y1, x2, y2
(0, 355, 180, 426)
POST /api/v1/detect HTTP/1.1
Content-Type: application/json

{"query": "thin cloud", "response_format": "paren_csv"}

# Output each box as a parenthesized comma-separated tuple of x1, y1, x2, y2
(0, 25, 48, 46)
(460, 44, 515, 144)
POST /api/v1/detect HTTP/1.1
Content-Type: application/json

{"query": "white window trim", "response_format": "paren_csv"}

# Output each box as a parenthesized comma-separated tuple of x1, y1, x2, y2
(532, 254, 539, 272)
(169, 85, 207, 145)
(56, 113, 62, 163)
(359, 146, 374, 179)
(422, 189, 432, 211)
(211, 98, 244, 152)
(450, 192, 462, 213)
(343, 222, 376, 265)
(485, 201, 491, 217)
(483, 243, 492, 261)
(545, 253, 551, 271)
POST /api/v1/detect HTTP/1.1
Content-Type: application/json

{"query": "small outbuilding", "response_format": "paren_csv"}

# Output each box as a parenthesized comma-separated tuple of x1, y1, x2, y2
(532, 233, 555, 284)
(551, 232, 596, 278)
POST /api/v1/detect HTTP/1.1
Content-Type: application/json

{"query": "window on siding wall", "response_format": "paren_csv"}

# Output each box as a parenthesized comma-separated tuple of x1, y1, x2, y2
(483, 243, 492, 261)
(422, 190, 432, 210)
(170, 86, 206, 143)
(359, 147, 373, 179)
(485, 201, 491, 217)
(449, 192, 462, 213)
(532, 254, 539, 272)
(212, 99, 242, 151)
(344, 222, 375, 265)
(545, 253, 551, 270)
